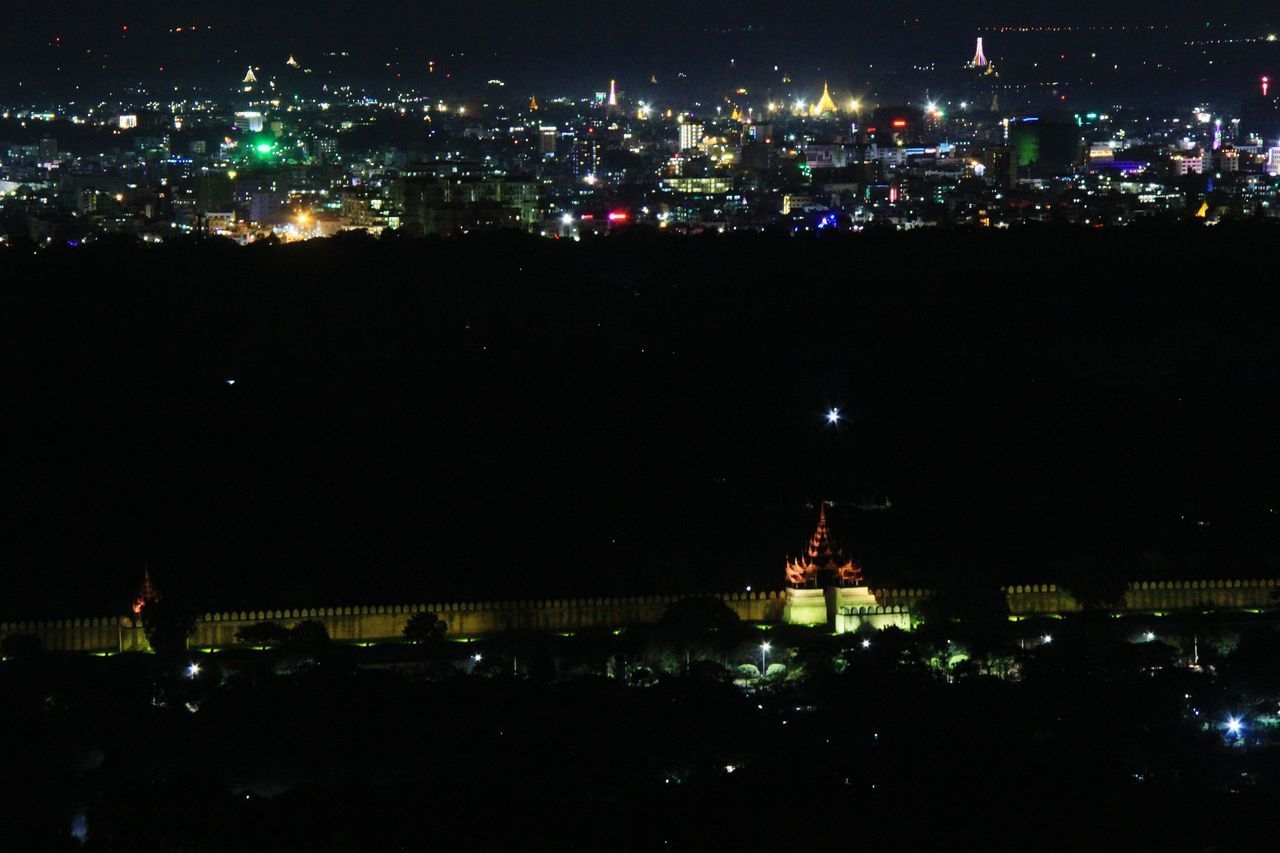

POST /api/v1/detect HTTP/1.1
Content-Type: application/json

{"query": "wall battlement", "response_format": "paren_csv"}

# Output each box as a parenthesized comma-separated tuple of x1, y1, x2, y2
(4, 581, 1280, 655)
(0, 591, 787, 654)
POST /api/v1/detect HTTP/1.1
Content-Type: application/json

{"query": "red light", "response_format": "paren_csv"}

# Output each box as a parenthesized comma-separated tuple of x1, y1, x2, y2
(892, 119, 907, 128)
(607, 211, 628, 222)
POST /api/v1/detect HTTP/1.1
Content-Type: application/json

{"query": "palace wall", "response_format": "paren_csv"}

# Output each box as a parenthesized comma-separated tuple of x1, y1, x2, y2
(5, 580, 1279, 654)
(0, 591, 788, 654)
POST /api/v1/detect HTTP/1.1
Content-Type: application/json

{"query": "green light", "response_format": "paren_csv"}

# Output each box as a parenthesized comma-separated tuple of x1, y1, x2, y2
(256, 143, 273, 154)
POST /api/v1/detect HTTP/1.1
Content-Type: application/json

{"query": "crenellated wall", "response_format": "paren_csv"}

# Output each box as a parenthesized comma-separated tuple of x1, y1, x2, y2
(875, 579, 1280, 617)
(4, 580, 1280, 654)
(0, 591, 788, 654)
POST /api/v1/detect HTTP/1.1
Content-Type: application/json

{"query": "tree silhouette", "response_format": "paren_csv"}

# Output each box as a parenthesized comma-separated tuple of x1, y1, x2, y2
(140, 600, 195, 656)
(403, 611, 448, 644)
(235, 621, 291, 647)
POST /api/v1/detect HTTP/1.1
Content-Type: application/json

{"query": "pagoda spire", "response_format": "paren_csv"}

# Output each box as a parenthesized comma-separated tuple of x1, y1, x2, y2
(785, 503, 863, 588)
(810, 81, 838, 116)
(132, 567, 160, 614)
(971, 37, 988, 67)
(529, 94, 539, 111)
(242, 66, 257, 84)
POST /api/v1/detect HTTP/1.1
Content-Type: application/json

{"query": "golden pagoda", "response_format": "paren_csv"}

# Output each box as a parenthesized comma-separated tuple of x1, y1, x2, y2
(810, 81, 839, 116)
(529, 95, 540, 111)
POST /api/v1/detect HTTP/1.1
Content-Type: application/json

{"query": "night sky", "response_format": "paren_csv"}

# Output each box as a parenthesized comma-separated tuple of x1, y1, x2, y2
(2, 0, 1277, 100)
(6, 230, 1280, 618)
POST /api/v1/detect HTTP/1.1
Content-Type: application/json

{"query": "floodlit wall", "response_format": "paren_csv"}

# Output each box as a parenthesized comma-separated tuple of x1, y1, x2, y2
(0, 591, 788, 653)
(5, 580, 1280, 654)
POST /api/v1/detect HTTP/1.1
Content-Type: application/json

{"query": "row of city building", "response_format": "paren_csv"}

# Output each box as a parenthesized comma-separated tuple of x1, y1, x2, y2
(2, 71, 1280, 243)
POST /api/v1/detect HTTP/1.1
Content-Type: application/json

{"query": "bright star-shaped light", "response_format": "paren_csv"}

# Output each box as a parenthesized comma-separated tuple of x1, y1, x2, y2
(1227, 717, 1243, 735)
(826, 408, 841, 424)
(186, 662, 201, 678)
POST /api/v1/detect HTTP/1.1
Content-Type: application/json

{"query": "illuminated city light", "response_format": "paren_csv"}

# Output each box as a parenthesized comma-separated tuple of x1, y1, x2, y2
(826, 408, 841, 424)
(1226, 717, 1243, 735)
(186, 662, 201, 677)
(1042, 634, 1053, 643)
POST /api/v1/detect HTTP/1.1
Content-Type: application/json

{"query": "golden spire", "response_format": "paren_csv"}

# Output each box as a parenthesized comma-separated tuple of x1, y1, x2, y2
(286, 55, 299, 68)
(242, 66, 257, 85)
(785, 504, 863, 588)
(529, 95, 539, 111)
(132, 567, 160, 614)
(810, 81, 838, 116)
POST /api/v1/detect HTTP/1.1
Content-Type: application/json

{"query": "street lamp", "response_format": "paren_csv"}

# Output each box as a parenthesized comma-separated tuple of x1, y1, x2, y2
(760, 642, 771, 678)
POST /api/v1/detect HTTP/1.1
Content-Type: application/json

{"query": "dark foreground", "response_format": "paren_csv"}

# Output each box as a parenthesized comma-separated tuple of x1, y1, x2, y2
(6, 606, 1280, 851)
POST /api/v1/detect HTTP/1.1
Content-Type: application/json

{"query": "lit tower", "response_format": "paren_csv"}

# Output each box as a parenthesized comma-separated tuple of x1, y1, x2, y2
(783, 504, 882, 630)
(608, 79, 618, 108)
(1264, 76, 1271, 98)
(785, 505, 861, 588)
(242, 66, 257, 93)
(972, 37, 988, 68)
(132, 568, 160, 615)
(810, 82, 839, 117)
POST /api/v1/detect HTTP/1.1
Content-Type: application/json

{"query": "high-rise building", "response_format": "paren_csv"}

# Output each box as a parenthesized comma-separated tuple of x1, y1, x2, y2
(983, 146, 1018, 189)
(539, 126, 558, 156)
(1008, 117, 1083, 177)
(679, 121, 705, 151)
(570, 135, 600, 179)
